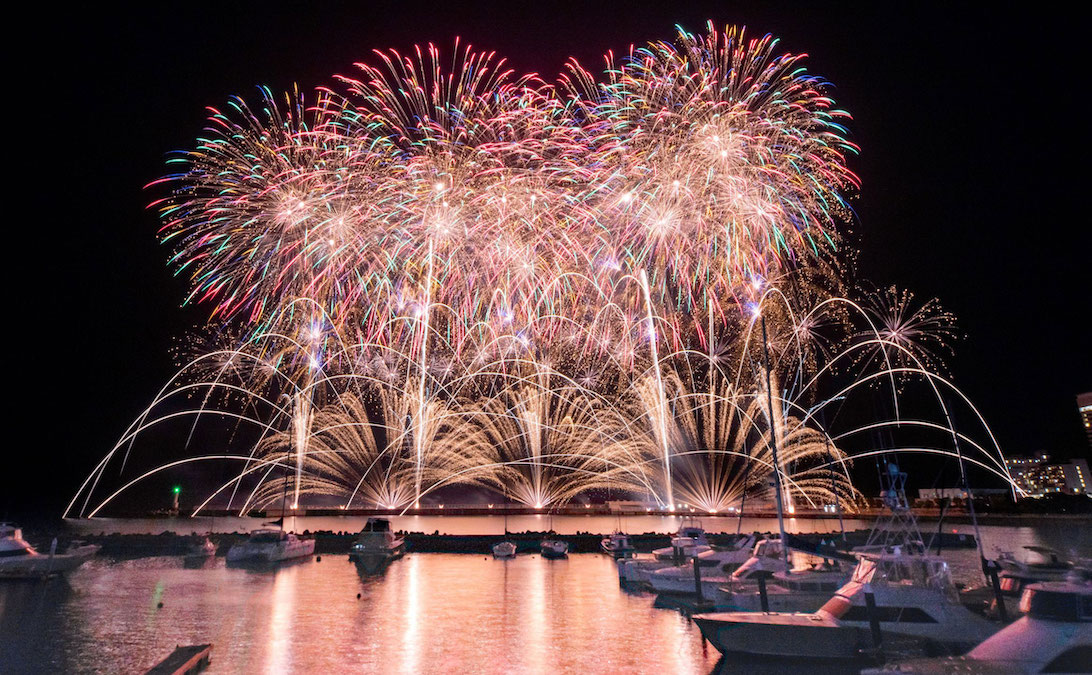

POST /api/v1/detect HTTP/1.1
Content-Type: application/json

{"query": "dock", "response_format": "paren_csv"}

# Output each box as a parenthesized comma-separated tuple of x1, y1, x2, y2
(145, 644, 212, 675)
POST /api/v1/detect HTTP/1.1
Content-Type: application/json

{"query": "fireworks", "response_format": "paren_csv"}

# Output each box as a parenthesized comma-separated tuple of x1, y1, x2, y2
(66, 23, 1016, 518)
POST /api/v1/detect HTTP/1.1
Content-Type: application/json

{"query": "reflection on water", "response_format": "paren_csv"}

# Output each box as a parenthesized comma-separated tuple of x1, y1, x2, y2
(2, 520, 1087, 673)
(0, 554, 719, 674)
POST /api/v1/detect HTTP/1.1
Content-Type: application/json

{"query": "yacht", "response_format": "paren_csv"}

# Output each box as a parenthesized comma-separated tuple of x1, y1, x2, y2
(540, 538, 569, 559)
(863, 580, 1092, 674)
(652, 521, 712, 561)
(713, 558, 851, 612)
(492, 540, 517, 559)
(349, 518, 405, 572)
(601, 532, 636, 559)
(692, 551, 999, 659)
(648, 534, 772, 596)
(226, 528, 314, 564)
(0, 524, 99, 579)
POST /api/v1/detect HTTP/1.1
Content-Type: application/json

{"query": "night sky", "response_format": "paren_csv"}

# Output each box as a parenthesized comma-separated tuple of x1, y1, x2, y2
(12, 2, 1089, 517)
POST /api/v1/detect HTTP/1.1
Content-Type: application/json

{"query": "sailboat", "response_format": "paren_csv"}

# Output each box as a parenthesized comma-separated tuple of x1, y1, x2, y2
(492, 492, 517, 559)
(227, 448, 314, 565)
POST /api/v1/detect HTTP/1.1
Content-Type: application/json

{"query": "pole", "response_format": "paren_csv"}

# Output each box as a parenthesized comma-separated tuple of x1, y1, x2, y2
(760, 314, 790, 567)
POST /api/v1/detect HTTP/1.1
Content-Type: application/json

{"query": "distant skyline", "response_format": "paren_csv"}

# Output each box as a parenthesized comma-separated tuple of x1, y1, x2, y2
(10, 1, 1089, 515)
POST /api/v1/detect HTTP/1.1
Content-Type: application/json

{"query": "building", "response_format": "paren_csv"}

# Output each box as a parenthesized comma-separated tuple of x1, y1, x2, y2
(1059, 458, 1091, 497)
(1080, 392, 1092, 449)
(1007, 454, 1092, 498)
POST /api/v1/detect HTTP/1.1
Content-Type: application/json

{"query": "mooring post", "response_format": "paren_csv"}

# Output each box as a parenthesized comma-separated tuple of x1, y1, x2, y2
(757, 575, 769, 612)
(864, 584, 883, 652)
(693, 558, 703, 599)
(984, 558, 1009, 622)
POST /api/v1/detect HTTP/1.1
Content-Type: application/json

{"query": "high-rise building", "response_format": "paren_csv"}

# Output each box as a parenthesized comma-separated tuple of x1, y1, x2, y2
(1007, 453, 1092, 498)
(1060, 458, 1091, 497)
(1079, 392, 1092, 449)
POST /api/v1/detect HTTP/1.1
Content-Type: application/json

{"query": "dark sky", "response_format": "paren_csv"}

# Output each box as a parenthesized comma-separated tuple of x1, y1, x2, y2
(11, 2, 1089, 516)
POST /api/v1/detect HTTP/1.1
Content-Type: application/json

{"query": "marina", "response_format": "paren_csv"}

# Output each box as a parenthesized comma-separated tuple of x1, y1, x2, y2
(1, 516, 1088, 673)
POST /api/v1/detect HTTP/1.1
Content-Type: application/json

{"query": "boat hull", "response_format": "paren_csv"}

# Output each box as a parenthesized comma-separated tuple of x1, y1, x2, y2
(226, 538, 314, 564)
(693, 614, 866, 659)
(0, 545, 99, 579)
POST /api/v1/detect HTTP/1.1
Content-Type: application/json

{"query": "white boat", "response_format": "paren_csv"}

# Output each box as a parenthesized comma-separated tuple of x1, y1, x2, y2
(492, 541, 517, 559)
(601, 532, 636, 558)
(540, 538, 569, 559)
(618, 555, 674, 585)
(652, 521, 712, 561)
(692, 551, 999, 659)
(649, 534, 771, 595)
(226, 528, 314, 564)
(0, 524, 99, 579)
(349, 518, 405, 571)
(714, 558, 850, 612)
(863, 580, 1092, 674)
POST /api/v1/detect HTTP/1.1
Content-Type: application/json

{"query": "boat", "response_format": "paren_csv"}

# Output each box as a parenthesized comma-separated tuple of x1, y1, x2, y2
(226, 528, 314, 564)
(648, 534, 774, 596)
(961, 549, 1090, 620)
(713, 557, 851, 612)
(862, 580, 1092, 674)
(349, 518, 405, 572)
(693, 551, 1000, 659)
(652, 520, 712, 561)
(492, 541, 517, 559)
(0, 524, 100, 579)
(184, 535, 216, 559)
(601, 532, 636, 559)
(540, 538, 569, 559)
(693, 462, 1000, 659)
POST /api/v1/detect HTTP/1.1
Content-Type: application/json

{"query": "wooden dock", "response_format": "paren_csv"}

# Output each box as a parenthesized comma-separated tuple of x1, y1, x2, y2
(146, 644, 212, 675)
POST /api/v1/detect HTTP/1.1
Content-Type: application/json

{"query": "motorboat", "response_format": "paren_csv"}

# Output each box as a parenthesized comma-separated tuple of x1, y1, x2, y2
(618, 555, 674, 586)
(652, 520, 712, 561)
(962, 555, 1090, 621)
(601, 532, 636, 559)
(692, 551, 999, 659)
(349, 518, 405, 572)
(226, 528, 314, 564)
(997, 545, 1078, 580)
(714, 558, 851, 612)
(184, 535, 216, 559)
(863, 580, 1092, 674)
(540, 538, 569, 559)
(0, 524, 99, 579)
(492, 541, 517, 559)
(649, 534, 774, 596)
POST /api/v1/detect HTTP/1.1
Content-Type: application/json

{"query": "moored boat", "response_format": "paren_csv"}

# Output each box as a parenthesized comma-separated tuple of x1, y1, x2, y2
(492, 541, 517, 559)
(601, 532, 635, 559)
(863, 580, 1092, 674)
(540, 538, 568, 559)
(0, 524, 99, 579)
(649, 534, 774, 596)
(693, 551, 999, 659)
(349, 518, 405, 572)
(652, 520, 711, 561)
(226, 528, 314, 564)
(713, 558, 850, 612)
(184, 535, 216, 559)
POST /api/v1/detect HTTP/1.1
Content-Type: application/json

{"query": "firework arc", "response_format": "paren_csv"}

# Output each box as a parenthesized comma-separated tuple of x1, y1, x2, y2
(68, 23, 1015, 518)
